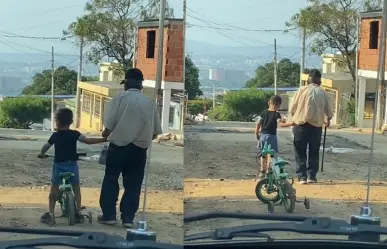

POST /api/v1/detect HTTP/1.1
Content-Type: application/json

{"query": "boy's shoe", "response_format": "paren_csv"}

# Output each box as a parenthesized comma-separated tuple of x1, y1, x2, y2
(258, 170, 266, 179)
(307, 178, 318, 184)
(97, 214, 117, 225)
(75, 212, 85, 223)
(40, 212, 55, 226)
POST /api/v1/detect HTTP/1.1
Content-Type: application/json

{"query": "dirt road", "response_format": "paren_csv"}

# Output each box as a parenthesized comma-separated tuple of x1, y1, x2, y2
(184, 126, 387, 239)
(0, 138, 183, 244)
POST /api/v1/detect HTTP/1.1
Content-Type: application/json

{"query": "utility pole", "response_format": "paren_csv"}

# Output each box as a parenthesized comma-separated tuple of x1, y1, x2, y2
(183, 0, 188, 119)
(300, 29, 306, 87)
(274, 38, 278, 95)
(355, 17, 359, 127)
(135, 0, 166, 239)
(376, 3, 387, 130)
(74, 37, 84, 128)
(132, 26, 137, 68)
(51, 46, 55, 131)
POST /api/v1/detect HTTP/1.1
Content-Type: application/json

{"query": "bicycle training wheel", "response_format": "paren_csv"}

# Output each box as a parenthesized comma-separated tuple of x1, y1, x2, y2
(255, 178, 280, 204)
(65, 191, 76, 225)
(282, 182, 296, 213)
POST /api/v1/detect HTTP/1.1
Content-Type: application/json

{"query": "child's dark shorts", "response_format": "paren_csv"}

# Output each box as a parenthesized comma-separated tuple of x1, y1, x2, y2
(257, 133, 279, 153)
(51, 162, 80, 185)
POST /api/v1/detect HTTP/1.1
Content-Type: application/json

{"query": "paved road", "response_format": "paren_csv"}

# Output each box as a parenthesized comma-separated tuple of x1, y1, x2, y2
(185, 123, 387, 153)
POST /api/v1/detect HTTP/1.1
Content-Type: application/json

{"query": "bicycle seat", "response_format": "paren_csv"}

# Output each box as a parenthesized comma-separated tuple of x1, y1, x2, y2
(274, 157, 290, 167)
(58, 172, 75, 178)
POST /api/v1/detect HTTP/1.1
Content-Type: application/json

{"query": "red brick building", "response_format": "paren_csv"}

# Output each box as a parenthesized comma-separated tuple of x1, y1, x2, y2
(136, 19, 184, 132)
(358, 10, 386, 129)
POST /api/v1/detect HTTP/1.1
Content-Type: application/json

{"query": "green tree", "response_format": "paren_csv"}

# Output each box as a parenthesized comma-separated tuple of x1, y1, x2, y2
(245, 58, 300, 88)
(285, 0, 378, 82)
(185, 56, 203, 100)
(22, 66, 78, 95)
(64, 0, 174, 75)
(208, 89, 273, 121)
(0, 97, 50, 129)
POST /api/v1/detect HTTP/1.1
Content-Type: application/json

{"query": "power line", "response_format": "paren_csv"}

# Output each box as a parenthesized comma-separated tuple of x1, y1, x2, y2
(187, 7, 295, 33)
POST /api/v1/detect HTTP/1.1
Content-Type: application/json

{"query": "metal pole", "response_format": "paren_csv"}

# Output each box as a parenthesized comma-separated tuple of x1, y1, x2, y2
(132, 26, 137, 68)
(300, 29, 306, 87)
(365, 0, 387, 206)
(212, 84, 216, 109)
(355, 17, 359, 127)
(51, 46, 55, 131)
(183, 0, 187, 91)
(274, 39, 278, 95)
(75, 37, 84, 128)
(141, 0, 166, 222)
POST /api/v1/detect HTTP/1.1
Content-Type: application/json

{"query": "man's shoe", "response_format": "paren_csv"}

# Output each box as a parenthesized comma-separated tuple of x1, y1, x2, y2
(297, 178, 307, 185)
(307, 178, 318, 184)
(97, 214, 117, 225)
(121, 215, 134, 228)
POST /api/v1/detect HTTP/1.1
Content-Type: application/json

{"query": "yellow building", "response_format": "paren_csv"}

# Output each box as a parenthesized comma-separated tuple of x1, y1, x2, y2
(76, 81, 153, 132)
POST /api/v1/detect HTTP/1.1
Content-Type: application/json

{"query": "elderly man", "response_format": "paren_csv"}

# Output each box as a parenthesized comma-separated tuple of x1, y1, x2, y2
(98, 68, 163, 228)
(290, 69, 334, 184)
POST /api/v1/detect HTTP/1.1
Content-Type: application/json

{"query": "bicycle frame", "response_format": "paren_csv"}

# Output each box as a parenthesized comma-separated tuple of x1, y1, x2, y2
(58, 175, 76, 216)
(261, 142, 291, 200)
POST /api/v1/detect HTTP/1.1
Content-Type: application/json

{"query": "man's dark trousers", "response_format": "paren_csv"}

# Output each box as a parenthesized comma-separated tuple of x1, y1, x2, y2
(293, 123, 322, 180)
(99, 142, 147, 221)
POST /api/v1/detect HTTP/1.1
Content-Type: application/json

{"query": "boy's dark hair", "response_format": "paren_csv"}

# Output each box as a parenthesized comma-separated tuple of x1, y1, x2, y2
(269, 95, 282, 107)
(55, 108, 73, 126)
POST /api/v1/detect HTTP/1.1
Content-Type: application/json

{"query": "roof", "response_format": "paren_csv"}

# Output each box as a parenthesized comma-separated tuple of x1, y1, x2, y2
(82, 81, 154, 90)
(0, 94, 75, 99)
(83, 81, 123, 89)
(137, 18, 184, 28)
(321, 72, 353, 81)
(359, 10, 382, 19)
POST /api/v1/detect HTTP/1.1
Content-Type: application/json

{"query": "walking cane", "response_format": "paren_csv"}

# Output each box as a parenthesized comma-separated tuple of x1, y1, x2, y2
(321, 125, 327, 172)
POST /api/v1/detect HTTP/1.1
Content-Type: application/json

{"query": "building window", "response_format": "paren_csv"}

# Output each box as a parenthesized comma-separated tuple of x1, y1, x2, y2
(94, 96, 101, 118)
(369, 21, 379, 49)
(82, 92, 91, 113)
(146, 30, 156, 58)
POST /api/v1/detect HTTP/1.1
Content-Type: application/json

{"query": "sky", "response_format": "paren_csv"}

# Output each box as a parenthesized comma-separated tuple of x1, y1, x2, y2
(0, 0, 307, 55)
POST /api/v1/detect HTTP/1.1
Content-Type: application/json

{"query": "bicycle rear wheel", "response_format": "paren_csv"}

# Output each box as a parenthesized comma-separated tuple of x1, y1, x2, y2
(64, 191, 76, 225)
(283, 182, 296, 213)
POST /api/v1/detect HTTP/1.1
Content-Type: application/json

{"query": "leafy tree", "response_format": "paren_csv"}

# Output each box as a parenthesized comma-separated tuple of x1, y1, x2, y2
(208, 89, 273, 121)
(22, 66, 78, 95)
(245, 58, 300, 88)
(0, 97, 50, 129)
(64, 0, 174, 75)
(285, 0, 379, 82)
(185, 56, 203, 100)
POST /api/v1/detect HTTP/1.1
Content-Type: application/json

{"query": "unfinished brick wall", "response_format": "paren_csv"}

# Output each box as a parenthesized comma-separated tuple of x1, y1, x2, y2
(135, 19, 184, 84)
(359, 17, 387, 71)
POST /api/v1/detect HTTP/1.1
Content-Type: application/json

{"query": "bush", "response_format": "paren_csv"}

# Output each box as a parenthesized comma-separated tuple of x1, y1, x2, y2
(208, 105, 242, 121)
(187, 99, 213, 116)
(0, 96, 51, 129)
(209, 89, 273, 121)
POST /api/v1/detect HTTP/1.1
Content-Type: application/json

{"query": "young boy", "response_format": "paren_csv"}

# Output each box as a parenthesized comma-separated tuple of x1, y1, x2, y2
(38, 108, 107, 225)
(255, 95, 294, 179)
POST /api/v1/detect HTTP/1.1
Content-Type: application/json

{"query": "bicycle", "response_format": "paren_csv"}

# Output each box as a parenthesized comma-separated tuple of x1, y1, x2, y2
(254, 142, 310, 213)
(39, 153, 92, 226)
